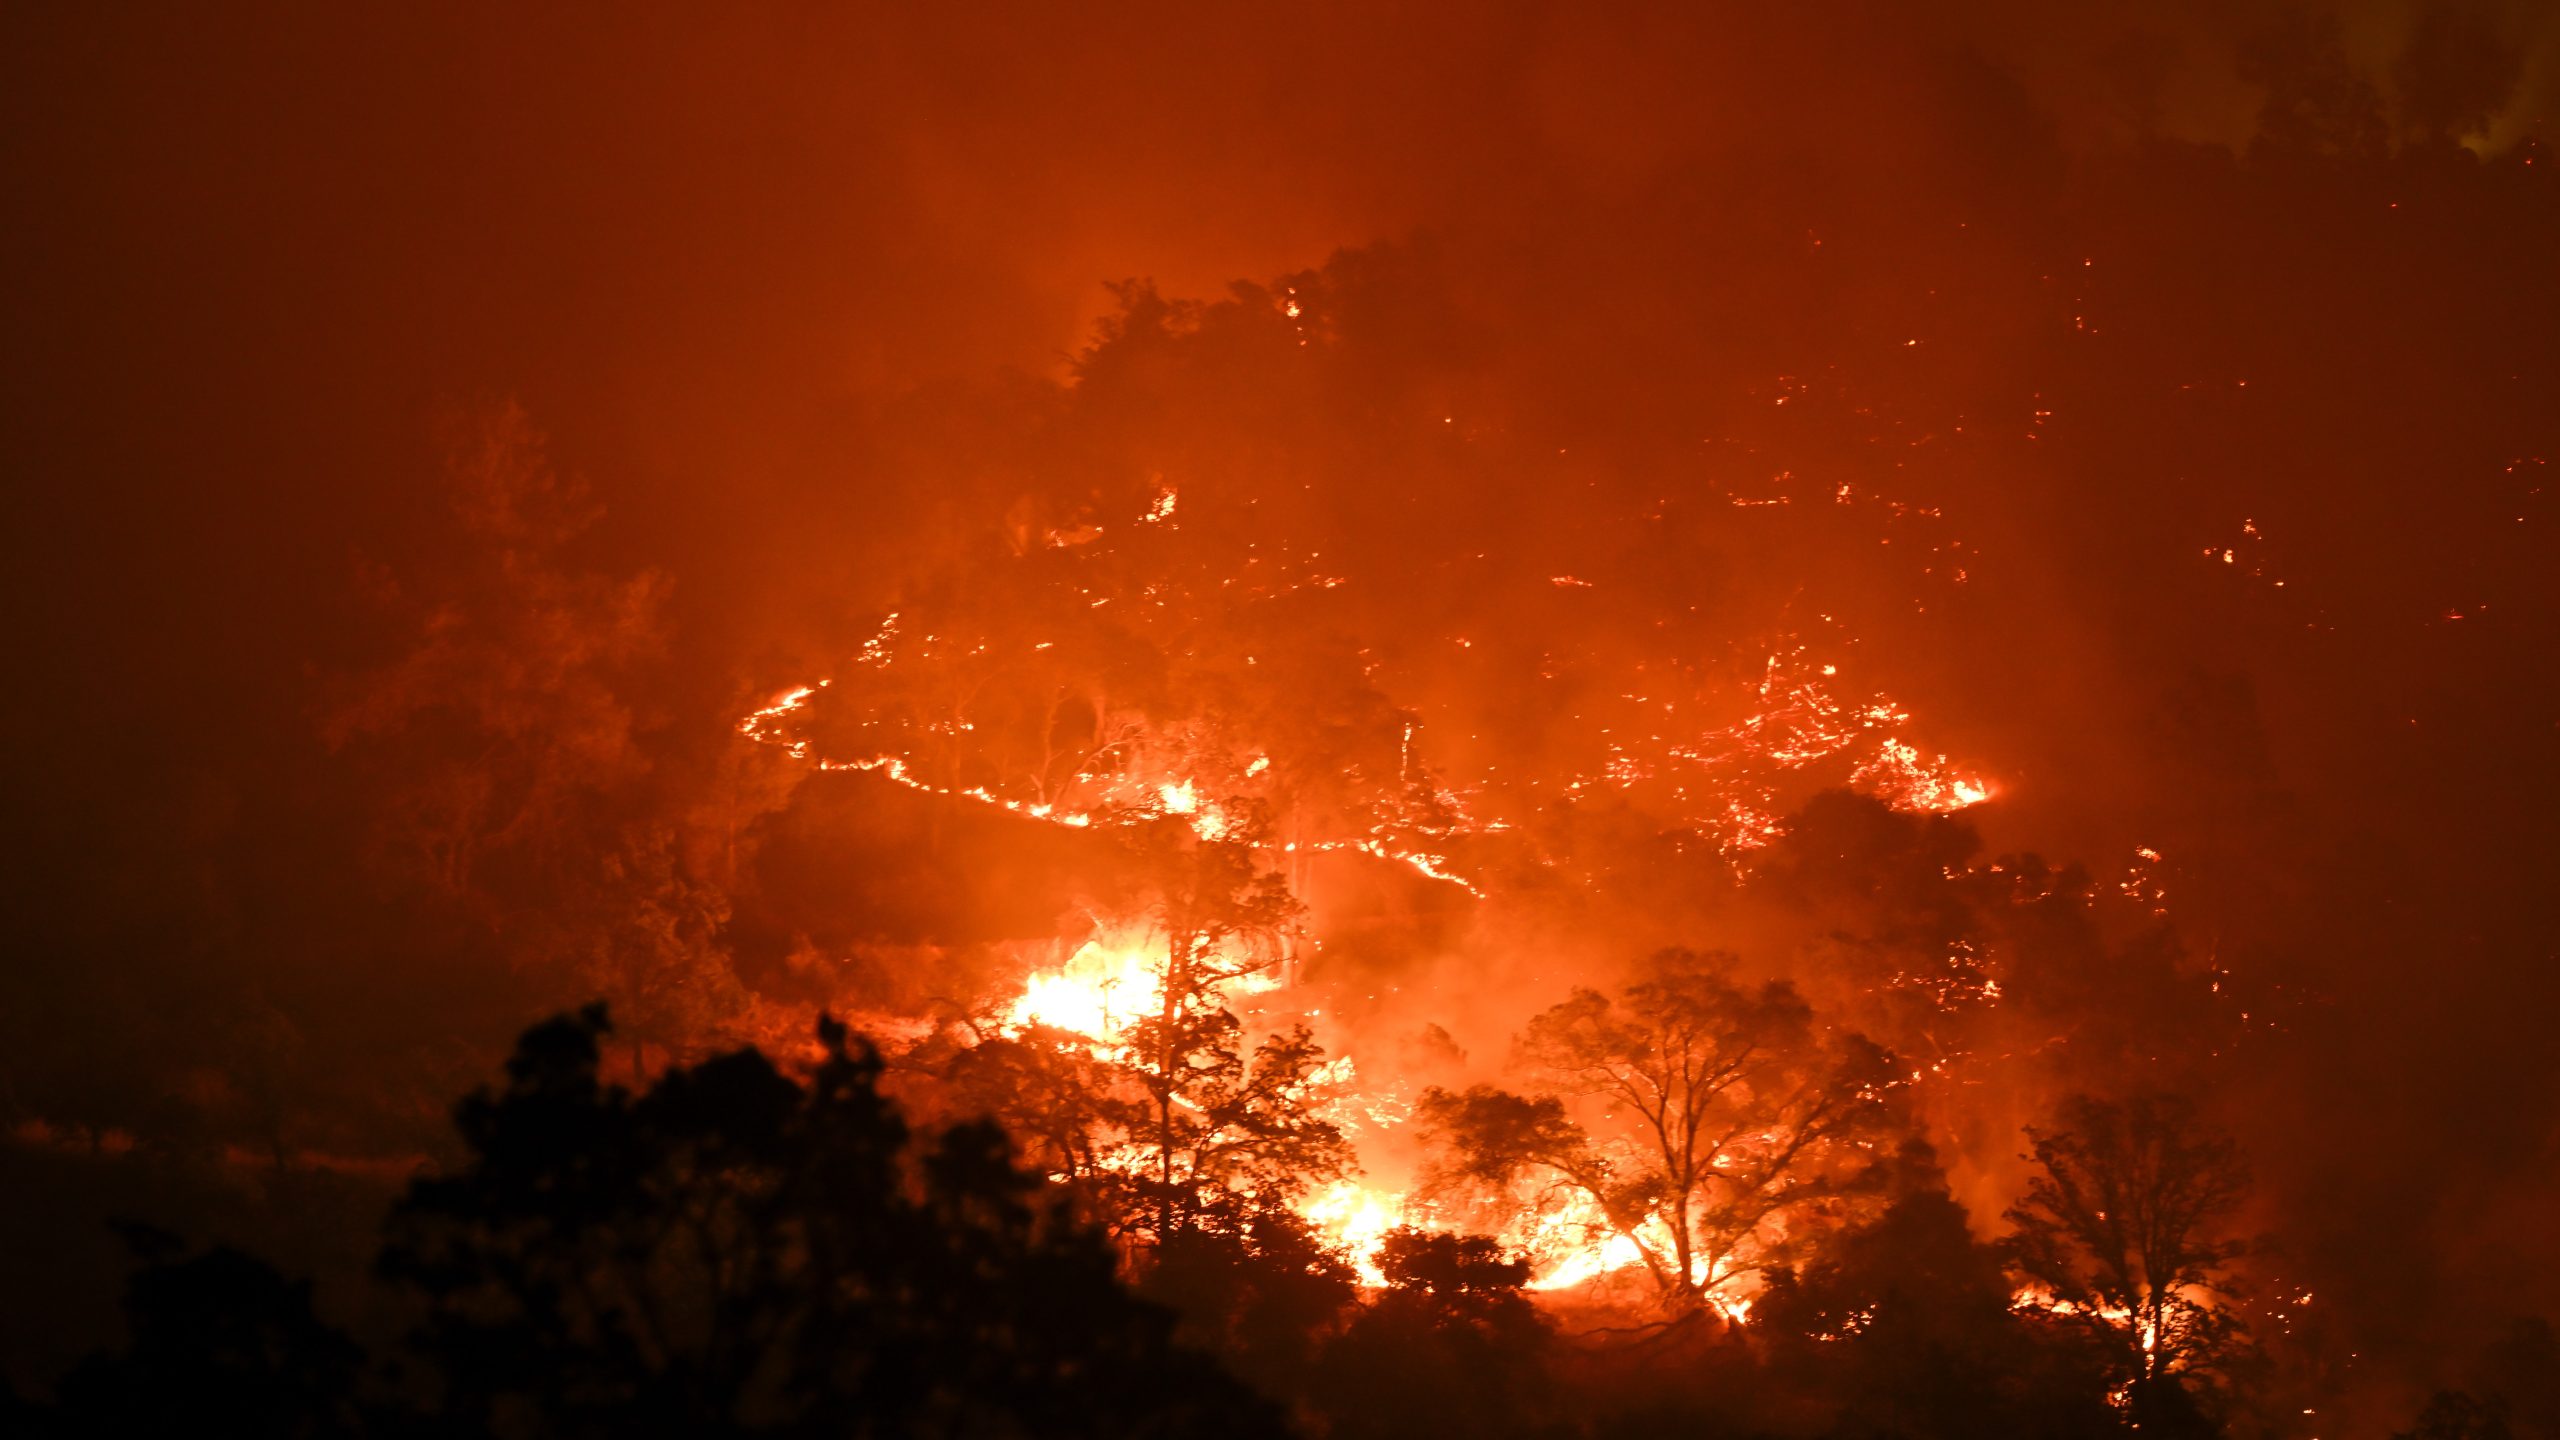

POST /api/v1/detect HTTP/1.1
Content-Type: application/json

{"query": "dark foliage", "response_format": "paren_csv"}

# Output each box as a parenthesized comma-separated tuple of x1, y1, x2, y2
(2397, 1389, 2517, 1440)
(1311, 1229, 1562, 1440)
(1418, 949, 1901, 1308)
(2006, 1092, 2254, 1420)
(1139, 1206, 1360, 1403)
(31, 1007, 1283, 1440)
(1757, 1141, 2122, 1438)
(50, 1225, 365, 1440)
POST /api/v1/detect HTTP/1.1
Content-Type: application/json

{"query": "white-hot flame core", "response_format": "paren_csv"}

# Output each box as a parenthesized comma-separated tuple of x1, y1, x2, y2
(1005, 940, 1165, 1038)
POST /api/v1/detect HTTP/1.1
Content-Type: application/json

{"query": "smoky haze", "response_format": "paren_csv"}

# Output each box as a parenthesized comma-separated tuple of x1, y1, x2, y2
(4, 1, 2556, 1428)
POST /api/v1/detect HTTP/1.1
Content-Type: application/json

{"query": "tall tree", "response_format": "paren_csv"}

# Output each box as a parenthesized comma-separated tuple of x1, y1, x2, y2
(1418, 949, 1899, 1307)
(2006, 1092, 2254, 1425)
(1114, 813, 1351, 1244)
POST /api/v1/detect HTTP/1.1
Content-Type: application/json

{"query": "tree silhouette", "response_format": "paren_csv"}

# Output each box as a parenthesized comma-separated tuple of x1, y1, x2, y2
(2395, 1390, 2515, 1440)
(1758, 1140, 2119, 1439)
(379, 1003, 1283, 1438)
(1114, 814, 1350, 1245)
(1311, 1229, 1558, 1440)
(918, 814, 1349, 1254)
(1140, 1206, 1360, 1405)
(1419, 949, 1899, 1307)
(938, 1026, 1130, 1187)
(50, 1224, 365, 1440)
(2006, 1092, 2253, 1428)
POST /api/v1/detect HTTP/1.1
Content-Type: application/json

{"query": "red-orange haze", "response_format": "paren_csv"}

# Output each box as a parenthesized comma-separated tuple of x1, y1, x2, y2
(5, 4, 2559, 1435)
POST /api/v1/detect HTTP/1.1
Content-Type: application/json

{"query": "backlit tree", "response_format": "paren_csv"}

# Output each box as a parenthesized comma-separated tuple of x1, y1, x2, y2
(1419, 948, 1900, 1308)
(2006, 1092, 2254, 1424)
(1114, 812, 1351, 1244)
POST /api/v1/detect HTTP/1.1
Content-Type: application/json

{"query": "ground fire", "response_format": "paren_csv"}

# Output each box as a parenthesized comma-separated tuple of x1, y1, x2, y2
(730, 466, 1998, 1305)
(6, 5, 2558, 1438)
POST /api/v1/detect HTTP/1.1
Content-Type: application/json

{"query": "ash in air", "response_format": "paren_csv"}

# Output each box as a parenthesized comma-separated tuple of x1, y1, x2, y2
(4, 4, 2557, 1437)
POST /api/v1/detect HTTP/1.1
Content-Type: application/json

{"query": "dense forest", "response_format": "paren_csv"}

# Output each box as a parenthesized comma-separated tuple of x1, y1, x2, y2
(5, 3, 2557, 1436)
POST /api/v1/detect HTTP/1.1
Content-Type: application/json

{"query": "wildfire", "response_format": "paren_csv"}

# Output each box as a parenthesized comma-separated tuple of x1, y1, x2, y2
(1524, 1227, 1650, 1292)
(1303, 1181, 1409, 1286)
(1002, 932, 1283, 1043)
(1004, 939, 1165, 1038)
(1290, 1153, 1726, 1302)
(732, 478, 2002, 1320)
(1852, 737, 1994, 813)
(993, 935, 1689, 1300)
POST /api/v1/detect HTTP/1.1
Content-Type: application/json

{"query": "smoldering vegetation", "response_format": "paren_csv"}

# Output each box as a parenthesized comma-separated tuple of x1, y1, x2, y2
(4, 3, 2558, 1434)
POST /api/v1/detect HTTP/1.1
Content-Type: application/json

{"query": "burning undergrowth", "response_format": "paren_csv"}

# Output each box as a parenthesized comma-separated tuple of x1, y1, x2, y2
(704, 269, 2242, 1320)
(11, 17, 2557, 1424)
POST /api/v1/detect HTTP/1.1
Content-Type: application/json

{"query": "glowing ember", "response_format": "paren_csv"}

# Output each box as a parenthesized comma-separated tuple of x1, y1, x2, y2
(1852, 737, 1994, 813)
(733, 497, 2001, 1326)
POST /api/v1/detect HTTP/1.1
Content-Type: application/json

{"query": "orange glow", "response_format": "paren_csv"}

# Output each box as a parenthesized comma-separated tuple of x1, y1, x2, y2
(734, 510, 2005, 1319)
(1005, 939, 1165, 1039)
(1303, 1181, 1408, 1286)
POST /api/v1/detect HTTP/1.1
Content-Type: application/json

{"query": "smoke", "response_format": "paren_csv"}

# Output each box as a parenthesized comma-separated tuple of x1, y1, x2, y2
(4, 0, 2556, 1415)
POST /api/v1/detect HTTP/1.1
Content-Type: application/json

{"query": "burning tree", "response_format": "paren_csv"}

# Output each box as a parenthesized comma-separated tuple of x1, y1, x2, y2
(1418, 949, 1900, 1308)
(2005, 1092, 2254, 1421)
(1113, 811, 1353, 1244)
(928, 807, 1353, 1251)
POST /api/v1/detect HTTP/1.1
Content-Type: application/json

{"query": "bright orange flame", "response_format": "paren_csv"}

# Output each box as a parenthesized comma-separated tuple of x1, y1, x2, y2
(1005, 939, 1164, 1038)
(736, 557, 1999, 1327)
(1852, 737, 1994, 813)
(1303, 1181, 1408, 1286)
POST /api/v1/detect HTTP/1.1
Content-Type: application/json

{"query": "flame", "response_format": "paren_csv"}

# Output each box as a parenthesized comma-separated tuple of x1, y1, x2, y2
(1293, 1167, 1761, 1315)
(733, 494, 2004, 1327)
(1526, 1227, 1649, 1291)
(1005, 939, 1164, 1038)
(2010, 1283, 2189, 1368)
(1303, 1181, 1409, 1286)
(1852, 737, 1994, 813)
(1295, 1179, 1696, 1302)
(1002, 929, 1282, 1046)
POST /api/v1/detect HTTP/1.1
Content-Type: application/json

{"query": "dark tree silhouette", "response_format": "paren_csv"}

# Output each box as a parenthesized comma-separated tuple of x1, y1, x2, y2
(1758, 1140, 2119, 1439)
(938, 1026, 1130, 1186)
(2395, 1390, 2516, 1440)
(1139, 1206, 1360, 1405)
(2006, 1092, 2253, 1430)
(379, 1003, 1283, 1439)
(1312, 1228, 1559, 1440)
(1114, 814, 1350, 1245)
(1419, 949, 1900, 1307)
(48, 1224, 365, 1440)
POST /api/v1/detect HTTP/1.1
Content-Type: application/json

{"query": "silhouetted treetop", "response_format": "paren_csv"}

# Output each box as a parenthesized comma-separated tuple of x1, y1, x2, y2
(379, 1004, 1283, 1439)
(52, 1225, 365, 1440)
